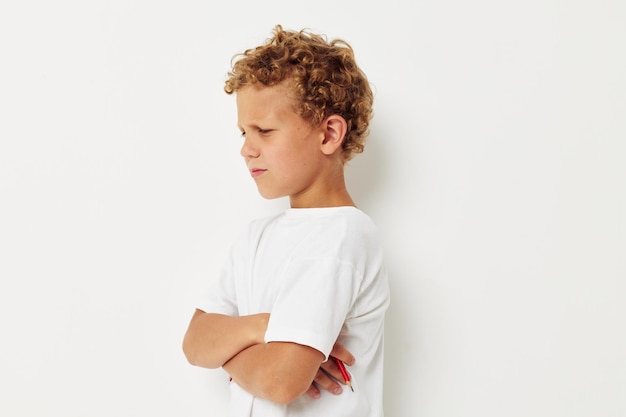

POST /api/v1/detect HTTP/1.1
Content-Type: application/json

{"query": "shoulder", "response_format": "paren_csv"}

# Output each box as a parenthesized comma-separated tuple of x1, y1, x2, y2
(319, 206, 380, 240)
(236, 207, 382, 256)
(283, 206, 375, 226)
(285, 207, 382, 257)
(341, 207, 379, 235)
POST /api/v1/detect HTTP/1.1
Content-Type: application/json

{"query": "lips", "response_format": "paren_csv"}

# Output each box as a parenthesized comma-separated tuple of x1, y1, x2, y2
(249, 168, 267, 178)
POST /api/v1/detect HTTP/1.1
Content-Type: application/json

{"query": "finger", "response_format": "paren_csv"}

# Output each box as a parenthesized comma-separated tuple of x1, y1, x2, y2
(330, 343, 355, 366)
(320, 357, 344, 383)
(305, 383, 321, 399)
(313, 368, 343, 395)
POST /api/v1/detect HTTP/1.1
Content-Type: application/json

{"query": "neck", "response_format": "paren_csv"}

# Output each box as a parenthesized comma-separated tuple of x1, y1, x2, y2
(289, 156, 355, 208)
(289, 188, 355, 208)
(289, 171, 355, 208)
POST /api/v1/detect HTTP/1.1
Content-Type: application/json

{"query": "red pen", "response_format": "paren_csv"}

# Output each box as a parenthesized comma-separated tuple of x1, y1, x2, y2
(333, 357, 354, 392)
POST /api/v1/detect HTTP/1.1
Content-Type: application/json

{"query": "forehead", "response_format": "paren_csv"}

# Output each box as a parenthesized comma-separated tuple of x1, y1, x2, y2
(236, 83, 297, 125)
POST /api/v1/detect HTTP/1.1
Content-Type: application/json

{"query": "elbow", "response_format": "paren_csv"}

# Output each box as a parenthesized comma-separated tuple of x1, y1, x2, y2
(182, 342, 198, 367)
(259, 370, 310, 404)
(181, 334, 200, 366)
(264, 386, 302, 405)
(182, 332, 221, 369)
(271, 390, 302, 405)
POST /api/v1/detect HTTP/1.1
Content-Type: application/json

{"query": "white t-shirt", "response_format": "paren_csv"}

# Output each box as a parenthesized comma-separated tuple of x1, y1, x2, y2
(198, 206, 390, 417)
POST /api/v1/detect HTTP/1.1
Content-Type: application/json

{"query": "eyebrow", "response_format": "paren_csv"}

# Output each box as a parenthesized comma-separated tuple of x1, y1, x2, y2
(238, 122, 271, 132)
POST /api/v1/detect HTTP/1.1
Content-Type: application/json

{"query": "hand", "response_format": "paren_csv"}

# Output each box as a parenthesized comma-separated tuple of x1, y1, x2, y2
(305, 341, 355, 399)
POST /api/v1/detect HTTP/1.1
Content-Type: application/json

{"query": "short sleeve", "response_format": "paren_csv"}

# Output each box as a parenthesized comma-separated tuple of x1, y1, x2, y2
(263, 257, 359, 359)
(196, 247, 239, 316)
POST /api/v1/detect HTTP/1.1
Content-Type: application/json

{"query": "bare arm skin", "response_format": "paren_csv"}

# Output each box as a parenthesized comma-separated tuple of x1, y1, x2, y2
(182, 309, 269, 369)
(183, 309, 355, 403)
(223, 341, 325, 404)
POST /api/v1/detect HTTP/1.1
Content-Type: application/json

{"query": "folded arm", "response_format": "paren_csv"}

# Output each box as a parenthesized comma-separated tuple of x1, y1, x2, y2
(183, 309, 355, 404)
(182, 309, 269, 369)
(224, 341, 325, 404)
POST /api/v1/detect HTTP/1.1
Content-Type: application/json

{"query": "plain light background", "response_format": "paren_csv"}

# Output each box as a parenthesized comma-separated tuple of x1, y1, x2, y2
(1, 1, 625, 416)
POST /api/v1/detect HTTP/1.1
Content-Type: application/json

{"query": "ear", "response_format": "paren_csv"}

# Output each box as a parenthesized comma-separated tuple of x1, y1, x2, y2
(320, 114, 347, 156)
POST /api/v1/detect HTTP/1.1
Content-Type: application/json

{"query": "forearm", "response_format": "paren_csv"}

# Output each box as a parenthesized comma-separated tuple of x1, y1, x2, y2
(223, 341, 324, 404)
(182, 309, 269, 369)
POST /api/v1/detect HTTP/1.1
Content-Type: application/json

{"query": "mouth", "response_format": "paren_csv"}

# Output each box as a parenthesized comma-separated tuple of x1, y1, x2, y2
(249, 168, 267, 178)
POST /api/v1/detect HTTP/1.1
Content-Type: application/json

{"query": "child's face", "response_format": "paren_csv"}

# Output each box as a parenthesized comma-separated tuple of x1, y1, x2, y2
(236, 83, 328, 206)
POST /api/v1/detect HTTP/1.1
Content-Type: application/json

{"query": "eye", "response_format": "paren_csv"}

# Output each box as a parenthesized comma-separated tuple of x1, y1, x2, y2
(239, 130, 246, 138)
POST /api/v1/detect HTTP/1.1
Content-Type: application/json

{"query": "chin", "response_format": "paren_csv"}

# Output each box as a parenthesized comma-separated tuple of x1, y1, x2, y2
(257, 189, 286, 200)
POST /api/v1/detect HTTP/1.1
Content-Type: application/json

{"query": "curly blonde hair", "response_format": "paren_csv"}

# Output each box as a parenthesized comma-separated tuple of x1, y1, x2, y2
(224, 25, 373, 161)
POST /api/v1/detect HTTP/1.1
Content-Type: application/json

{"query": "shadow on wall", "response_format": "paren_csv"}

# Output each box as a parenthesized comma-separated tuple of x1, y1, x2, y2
(346, 122, 415, 415)
(345, 123, 388, 211)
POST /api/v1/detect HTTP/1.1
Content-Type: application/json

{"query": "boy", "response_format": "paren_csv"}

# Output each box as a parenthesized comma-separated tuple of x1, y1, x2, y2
(183, 25, 390, 417)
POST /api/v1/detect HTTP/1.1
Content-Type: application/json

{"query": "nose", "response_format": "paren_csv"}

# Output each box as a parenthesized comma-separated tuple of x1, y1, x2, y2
(240, 136, 260, 159)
